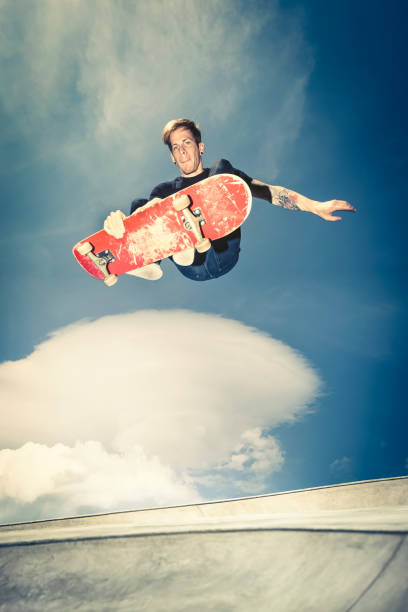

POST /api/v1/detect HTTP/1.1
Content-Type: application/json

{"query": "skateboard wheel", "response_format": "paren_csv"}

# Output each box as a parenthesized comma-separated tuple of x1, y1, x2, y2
(77, 241, 93, 256)
(173, 194, 190, 211)
(195, 238, 211, 253)
(104, 274, 118, 287)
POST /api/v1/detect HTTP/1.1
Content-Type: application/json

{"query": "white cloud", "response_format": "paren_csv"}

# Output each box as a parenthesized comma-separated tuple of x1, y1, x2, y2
(221, 428, 284, 474)
(0, 0, 312, 195)
(0, 441, 196, 514)
(213, 427, 285, 494)
(330, 456, 353, 478)
(1, 1, 258, 180)
(0, 310, 321, 521)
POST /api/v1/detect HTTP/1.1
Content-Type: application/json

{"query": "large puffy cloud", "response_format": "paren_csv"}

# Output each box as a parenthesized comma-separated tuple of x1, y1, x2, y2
(0, 311, 321, 521)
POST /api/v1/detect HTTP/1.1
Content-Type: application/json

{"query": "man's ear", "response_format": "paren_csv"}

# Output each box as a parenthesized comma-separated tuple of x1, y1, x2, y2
(199, 142, 205, 155)
(170, 151, 176, 164)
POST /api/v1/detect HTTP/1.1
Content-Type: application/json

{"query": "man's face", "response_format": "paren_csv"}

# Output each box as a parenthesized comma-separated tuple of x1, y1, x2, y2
(169, 127, 205, 177)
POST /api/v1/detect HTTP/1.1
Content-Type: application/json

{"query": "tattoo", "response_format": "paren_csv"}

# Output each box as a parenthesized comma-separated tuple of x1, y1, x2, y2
(275, 189, 300, 211)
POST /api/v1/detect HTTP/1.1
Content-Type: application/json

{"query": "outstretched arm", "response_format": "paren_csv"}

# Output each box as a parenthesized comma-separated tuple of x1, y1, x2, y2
(250, 179, 356, 222)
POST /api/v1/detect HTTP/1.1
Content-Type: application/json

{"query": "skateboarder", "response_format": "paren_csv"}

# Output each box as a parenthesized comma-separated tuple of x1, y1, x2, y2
(104, 118, 356, 281)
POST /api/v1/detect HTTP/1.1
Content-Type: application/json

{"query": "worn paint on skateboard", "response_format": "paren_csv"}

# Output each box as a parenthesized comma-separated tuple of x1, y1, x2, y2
(73, 173, 252, 286)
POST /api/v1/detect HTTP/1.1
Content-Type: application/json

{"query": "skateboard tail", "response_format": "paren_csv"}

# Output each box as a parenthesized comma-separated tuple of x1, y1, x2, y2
(73, 242, 111, 281)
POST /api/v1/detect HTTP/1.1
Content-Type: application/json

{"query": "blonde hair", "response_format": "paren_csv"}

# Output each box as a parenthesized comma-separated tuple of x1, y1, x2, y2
(162, 118, 202, 150)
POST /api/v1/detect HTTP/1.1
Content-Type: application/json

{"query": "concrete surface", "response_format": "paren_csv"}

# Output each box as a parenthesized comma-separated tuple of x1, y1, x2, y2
(0, 477, 407, 611)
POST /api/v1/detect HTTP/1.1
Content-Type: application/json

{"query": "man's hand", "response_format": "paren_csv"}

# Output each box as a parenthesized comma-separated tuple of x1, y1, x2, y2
(103, 198, 163, 238)
(305, 199, 356, 222)
(104, 210, 126, 238)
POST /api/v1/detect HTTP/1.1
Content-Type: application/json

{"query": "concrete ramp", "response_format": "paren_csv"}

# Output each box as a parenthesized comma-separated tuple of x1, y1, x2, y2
(0, 477, 407, 611)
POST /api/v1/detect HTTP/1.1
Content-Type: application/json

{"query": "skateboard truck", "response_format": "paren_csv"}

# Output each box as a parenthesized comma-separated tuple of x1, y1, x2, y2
(173, 195, 211, 253)
(77, 242, 118, 286)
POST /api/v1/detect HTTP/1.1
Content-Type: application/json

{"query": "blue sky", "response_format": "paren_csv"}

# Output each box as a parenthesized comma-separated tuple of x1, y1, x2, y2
(0, 0, 406, 523)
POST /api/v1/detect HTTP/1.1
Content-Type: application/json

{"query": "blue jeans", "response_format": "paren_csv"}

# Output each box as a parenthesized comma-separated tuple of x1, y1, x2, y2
(173, 159, 241, 281)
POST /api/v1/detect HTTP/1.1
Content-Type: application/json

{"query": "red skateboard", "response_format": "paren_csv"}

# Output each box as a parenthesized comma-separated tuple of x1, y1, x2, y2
(73, 173, 252, 286)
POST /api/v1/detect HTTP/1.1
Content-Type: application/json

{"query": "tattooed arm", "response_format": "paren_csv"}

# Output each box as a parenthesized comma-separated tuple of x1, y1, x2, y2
(250, 179, 356, 222)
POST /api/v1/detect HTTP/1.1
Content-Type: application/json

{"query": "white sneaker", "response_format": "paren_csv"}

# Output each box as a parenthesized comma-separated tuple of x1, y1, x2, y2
(126, 263, 163, 280)
(173, 247, 195, 266)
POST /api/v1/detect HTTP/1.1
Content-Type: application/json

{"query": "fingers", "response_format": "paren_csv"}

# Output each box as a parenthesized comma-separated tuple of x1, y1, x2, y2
(317, 199, 356, 222)
(325, 215, 342, 222)
(331, 199, 356, 212)
(104, 210, 126, 238)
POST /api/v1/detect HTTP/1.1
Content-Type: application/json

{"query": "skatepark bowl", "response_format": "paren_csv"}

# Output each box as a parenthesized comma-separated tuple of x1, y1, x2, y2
(0, 477, 407, 611)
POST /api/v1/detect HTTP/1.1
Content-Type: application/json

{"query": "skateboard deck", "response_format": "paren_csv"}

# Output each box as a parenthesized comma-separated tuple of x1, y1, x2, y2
(73, 173, 252, 286)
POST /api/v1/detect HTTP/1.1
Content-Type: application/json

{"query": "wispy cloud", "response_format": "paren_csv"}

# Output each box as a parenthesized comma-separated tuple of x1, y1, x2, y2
(1, 1, 257, 180)
(0, 0, 312, 193)
(330, 456, 353, 481)
(0, 310, 321, 522)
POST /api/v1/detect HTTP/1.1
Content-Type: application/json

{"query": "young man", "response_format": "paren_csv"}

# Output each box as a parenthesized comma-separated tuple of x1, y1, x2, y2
(104, 118, 355, 281)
